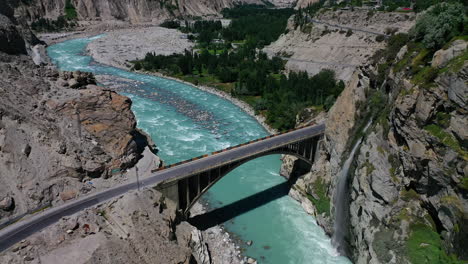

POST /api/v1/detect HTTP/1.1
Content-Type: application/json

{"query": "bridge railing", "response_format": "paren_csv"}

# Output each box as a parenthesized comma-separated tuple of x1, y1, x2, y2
(151, 122, 317, 173)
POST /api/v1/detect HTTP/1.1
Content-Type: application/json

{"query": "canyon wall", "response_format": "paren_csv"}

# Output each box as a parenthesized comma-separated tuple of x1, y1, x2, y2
(12, 0, 267, 24)
(283, 30, 467, 264)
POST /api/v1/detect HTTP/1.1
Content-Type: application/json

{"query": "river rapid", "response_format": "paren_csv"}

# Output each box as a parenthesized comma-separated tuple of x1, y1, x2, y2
(47, 35, 351, 264)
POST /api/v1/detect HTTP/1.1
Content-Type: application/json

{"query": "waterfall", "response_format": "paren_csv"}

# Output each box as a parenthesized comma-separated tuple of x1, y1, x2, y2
(332, 120, 372, 255)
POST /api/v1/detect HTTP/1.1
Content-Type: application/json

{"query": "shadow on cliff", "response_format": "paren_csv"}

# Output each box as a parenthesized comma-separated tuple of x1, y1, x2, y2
(188, 177, 298, 231)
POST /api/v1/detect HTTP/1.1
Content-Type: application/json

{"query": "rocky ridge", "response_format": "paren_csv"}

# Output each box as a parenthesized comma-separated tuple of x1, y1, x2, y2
(0, 1, 158, 234)
(12, 0, 267, 24)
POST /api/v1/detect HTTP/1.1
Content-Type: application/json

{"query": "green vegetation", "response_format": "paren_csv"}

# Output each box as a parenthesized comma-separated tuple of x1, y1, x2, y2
(307, 178, 331, 216)
(64, 0, 78, 20)
(31, 16, 77, 32)
(406, 223, 463, 264)
(160, 20, 180, 29)
(459, 177, 468, 190)
(400, 188, 420, 202)
(440, 47, 468, 73)
(424, 124, 467, 158)
(134, 5, 344, 130)
(31, 0, 79, 32)
(222, 6, 294, 48)
(410, 2, 466, 49)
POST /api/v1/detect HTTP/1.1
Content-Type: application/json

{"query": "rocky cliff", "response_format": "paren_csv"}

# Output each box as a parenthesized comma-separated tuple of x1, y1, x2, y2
(0, 3, 158, 226)
(12, 0, 268, 24)
(264, 9, 415, 81)
(283, 35, 467, 263)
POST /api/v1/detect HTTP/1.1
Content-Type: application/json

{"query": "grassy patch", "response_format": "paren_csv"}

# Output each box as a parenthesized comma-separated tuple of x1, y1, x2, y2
(424, 124, 467, 158)
(306, 178, 331, 217)
(440, 48, 468, 73)
(401, 189, 420, 202)
(406, 223, 463, 264)
(459, 177, 468, 190)
(435, 112, 451, 128)
(411, 66, 438, 87)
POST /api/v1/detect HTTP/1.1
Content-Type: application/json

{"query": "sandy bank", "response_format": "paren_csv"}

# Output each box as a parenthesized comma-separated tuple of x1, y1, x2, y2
(86, 26, 194, 69)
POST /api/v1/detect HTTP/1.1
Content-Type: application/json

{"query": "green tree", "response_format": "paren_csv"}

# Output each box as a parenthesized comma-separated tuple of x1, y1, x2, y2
(410, 3, 466, 49)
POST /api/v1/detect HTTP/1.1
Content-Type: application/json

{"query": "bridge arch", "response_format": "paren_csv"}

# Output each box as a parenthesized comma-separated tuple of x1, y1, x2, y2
(183, 150, 314, 214)
(156, 132, 323, 216)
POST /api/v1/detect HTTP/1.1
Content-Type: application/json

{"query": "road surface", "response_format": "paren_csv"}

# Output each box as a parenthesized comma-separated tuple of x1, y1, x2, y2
(0, 123, 325, 252)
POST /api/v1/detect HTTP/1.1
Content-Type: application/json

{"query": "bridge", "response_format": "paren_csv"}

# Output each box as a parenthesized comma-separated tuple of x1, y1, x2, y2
(0, 123, 325, 252)
(156, 123, 324, 214)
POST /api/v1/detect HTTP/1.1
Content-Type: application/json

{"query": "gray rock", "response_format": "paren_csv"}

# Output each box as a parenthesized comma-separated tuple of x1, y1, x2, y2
(0, 196, 14, 211)
(31, 44, 49, 66)
(22, 144, 31, 157)
(432, 40, 467, 68)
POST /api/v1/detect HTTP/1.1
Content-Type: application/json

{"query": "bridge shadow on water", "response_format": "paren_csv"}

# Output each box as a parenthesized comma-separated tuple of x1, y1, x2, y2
(188, 178, 297, 231)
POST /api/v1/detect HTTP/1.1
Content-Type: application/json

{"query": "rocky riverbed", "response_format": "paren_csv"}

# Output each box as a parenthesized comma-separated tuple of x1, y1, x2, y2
(86, 26, 194, 69)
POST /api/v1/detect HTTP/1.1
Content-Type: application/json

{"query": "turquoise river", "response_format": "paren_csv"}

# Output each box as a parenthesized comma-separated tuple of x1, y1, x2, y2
(47, 35, 351, 264)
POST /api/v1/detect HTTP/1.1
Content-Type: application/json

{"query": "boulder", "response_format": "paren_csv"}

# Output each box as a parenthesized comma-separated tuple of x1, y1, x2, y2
(432, 40, 467, 68)
(60, 190, 77, 201)
(31, 44, 49, 66)
(0, 196, 14, 211)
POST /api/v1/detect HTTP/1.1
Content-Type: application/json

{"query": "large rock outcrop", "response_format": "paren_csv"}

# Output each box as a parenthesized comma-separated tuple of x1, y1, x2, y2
(0, 8, 156, 226)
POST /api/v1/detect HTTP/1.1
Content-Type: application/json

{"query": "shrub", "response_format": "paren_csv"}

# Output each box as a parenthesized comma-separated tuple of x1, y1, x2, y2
(375, 35, 385, 42)
(410, 3, 466, 49)
(64, 0, 77, 20)
(160, 20, 180, 29)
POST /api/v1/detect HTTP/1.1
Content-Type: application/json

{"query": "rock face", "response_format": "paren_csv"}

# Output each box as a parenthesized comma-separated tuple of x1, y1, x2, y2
(284, 38, 468, 262)
(12, 0, 265, 24)
(0, 8, 155, 227)
(432, 40, 467, 69)
(264, 9, 415, 81)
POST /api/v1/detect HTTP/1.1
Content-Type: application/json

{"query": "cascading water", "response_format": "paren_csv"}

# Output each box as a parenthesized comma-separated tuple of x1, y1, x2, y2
(332, 120, 372, 255)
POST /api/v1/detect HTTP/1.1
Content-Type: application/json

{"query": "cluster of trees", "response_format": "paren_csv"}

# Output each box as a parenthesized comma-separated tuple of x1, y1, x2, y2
(64, 0, 77, 20)
(31, 17, 77, 32)
(410, 2, 467, 49)
(135, 5, 345, 130)
(256, 70, 344, 130)
(31, 0, 77, 32)
(221, 6, 293, 47)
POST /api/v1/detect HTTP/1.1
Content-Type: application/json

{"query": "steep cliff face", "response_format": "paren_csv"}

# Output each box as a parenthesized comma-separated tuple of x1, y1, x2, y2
(285, 37, 467, 263)
(0, 7, 158, 226)
(264, 9, 415, 81)
(12, 0, 265, 24)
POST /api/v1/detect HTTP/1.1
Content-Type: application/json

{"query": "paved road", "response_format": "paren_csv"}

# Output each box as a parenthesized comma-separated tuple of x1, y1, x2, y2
(307, 17, 387, 37)
(0, 123, 325, 252)
(281, 57, 357, 68)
